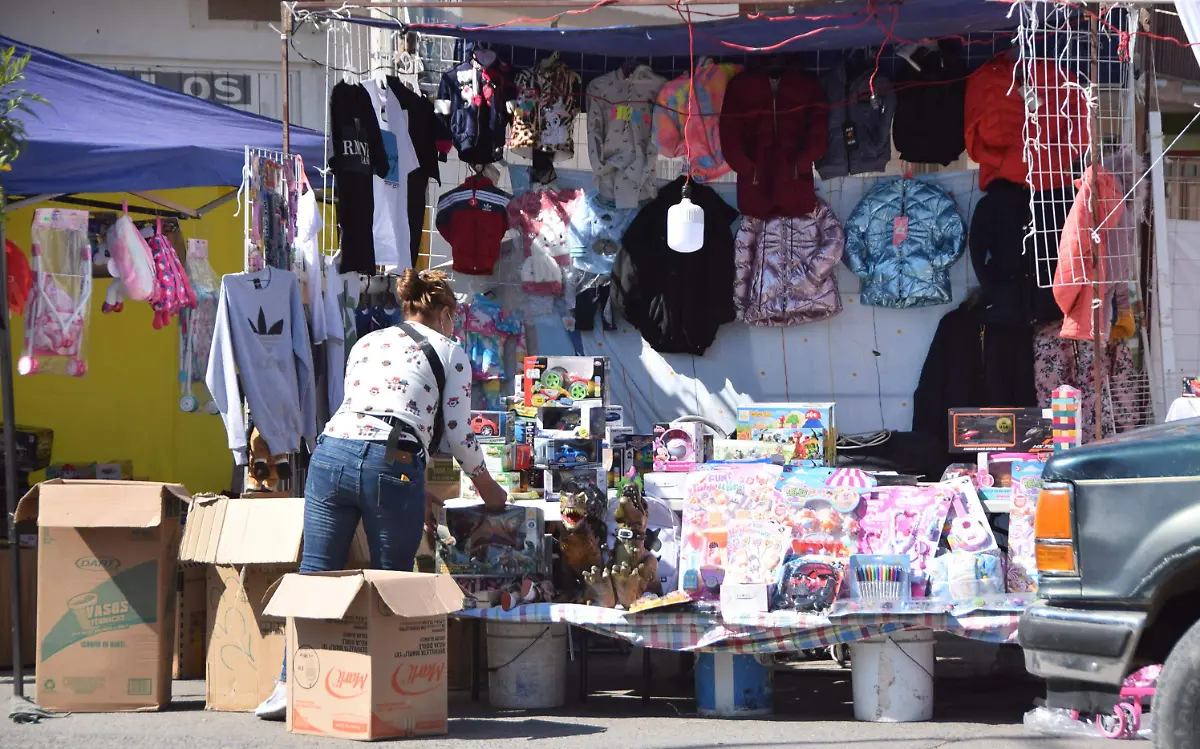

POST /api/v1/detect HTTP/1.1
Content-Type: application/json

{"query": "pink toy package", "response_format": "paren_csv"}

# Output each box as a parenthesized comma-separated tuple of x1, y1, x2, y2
(942, 476, 999, 554)
(1006, 459, 1046, 593)
(723, 519, 792, 585)
(771, 483, 862, 558)
(857, 486, 952, 595)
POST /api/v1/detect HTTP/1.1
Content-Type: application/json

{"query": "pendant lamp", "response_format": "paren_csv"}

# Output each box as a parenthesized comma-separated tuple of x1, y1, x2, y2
(667, 181, 704, 253)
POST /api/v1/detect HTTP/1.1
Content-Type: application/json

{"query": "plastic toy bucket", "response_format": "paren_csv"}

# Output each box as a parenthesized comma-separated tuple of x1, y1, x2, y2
(849, 628, 935, 722)
(694, 652, 773, 717)
(486, 622, 567, 709)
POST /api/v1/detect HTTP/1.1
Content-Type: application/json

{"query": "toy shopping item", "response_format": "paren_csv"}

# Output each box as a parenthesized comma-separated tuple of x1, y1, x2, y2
(723, 519, 790, 585)
(602, 480, 663, 609)
(772, 554, 845, 613)
(857, 486, 952, 595)
(443, 505, 545, 577)
(557, 480, 609, 604)
(735, 402, 836, 467)
(1006, 459, 1046, 593)
(1052, 385, 1082, 452)
(523, 355, 607, 406)
(653, 421, 705, 472)
(943, 476, 998, 553)
(179, 238, 220, 413)
(948, 407, 1053, 453)
(773, 480, 862, 557)
(5, 239, 32, 315)
(19, 208, 93, 377)
(928, 550, 1004, 601)
(146, 219, 198, 329)
(848, 555, 912, 601)
(105, 209, 158, 302)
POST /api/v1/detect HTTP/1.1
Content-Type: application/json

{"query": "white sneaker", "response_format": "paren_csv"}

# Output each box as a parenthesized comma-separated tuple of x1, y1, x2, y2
(255, 681, 287, 721)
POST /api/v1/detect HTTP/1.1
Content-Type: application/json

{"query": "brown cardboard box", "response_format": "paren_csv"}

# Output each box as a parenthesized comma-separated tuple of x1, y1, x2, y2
(264, 570, 463, 741)
(14, 480, 190, 712)
(172, 565, 207, 679)
(0, 546, 37, 669)
(179, 495, 371, 712)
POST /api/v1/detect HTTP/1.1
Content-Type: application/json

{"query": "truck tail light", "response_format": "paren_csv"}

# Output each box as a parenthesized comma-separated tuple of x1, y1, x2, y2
(1034, 484, 1077, 575)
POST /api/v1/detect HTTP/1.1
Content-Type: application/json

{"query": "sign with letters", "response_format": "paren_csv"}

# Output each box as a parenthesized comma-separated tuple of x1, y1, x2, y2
(116, 69, 252, 106)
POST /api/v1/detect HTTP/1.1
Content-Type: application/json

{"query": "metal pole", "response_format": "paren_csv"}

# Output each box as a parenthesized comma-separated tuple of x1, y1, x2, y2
(0, 190, 26, 698)
(282, 2, 293, 156)
(1087, 7, 1104, 442)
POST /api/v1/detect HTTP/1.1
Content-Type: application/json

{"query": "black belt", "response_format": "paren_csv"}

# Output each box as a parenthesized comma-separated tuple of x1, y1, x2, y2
(356, 414, 424, 464)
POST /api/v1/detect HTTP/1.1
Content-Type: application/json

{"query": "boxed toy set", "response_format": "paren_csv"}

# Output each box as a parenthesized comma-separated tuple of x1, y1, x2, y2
(948, 407, 1053, 453)
(536, 403, 606, 439)
(523, 356, 608, 407)
(442, 505, 546, 577)
(735, 402, 836, 467)
(653, 421, 707, 472)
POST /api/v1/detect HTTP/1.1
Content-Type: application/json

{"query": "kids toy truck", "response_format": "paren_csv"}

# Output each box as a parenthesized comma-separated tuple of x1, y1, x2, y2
(1016, 419, 1200, 749)
(523, 356, 607, 407)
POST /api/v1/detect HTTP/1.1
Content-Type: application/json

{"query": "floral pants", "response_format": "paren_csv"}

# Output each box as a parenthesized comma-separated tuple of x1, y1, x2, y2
(1033, 323, 1141, 443)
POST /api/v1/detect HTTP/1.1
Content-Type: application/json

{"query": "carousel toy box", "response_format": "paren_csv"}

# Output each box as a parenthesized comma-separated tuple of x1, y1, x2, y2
(735, 402, 836, 467)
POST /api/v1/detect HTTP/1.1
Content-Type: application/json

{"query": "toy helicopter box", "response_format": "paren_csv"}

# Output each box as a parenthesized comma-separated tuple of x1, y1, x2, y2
(523, 356, 608, 407)
(948, 407, 1053, 454)
(442, 505, 545, 577)
(735, 402, 837, 467)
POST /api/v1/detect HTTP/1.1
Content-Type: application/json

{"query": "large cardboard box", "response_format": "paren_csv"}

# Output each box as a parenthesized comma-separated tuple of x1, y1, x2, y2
(0, 545, 37, 668)
(179, 495, 371, 712)
(264, 570, 463, 741)
(172, 565, 207, 679)
(14, 480, 190, 712)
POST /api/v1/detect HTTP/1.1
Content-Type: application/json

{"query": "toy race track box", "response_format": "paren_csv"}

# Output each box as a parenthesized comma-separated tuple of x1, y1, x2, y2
(735, 402, 837, 467)
(536, 403, 606, 440)
(948, 407, 1053, 453)
(468, 410, 506, 438)
(523, 356, 608, 407)
(442, 505, 546, 577)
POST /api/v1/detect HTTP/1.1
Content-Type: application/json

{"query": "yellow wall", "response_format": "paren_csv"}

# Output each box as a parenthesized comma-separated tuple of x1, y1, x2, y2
(3, 188, 246, 493)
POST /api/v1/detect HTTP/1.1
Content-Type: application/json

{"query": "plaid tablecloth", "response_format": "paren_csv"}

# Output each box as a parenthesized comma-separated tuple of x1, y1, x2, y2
(454, 602, 1028, 654)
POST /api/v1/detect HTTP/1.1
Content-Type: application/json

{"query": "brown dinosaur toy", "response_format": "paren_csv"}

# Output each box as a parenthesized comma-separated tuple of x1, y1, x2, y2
(609, 480, 662, 609)
(557, 481, 613, 605)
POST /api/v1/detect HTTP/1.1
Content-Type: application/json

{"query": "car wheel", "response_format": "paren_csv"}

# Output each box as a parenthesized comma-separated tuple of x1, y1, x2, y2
(1154, 617, 1200, 749)
(480, 426, 495, 436)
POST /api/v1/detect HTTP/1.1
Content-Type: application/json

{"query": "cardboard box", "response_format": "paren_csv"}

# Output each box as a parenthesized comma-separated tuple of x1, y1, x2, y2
(535, 403, 606, 440)
(179, 495, 371, 712)
(264, 570, 463, 741)
(15, 480, 190, 712)
(720, 583, 771, 617)
(1, 425, 53, 473)
(173, 564, 207, 679)
(0, 545, 37, 669)
(736, 402, 837, 467)
(712, 438, 788, 464)
(442, 505, 545, 577)
(426, 457, 461, 485)
(459, 471, 520, 501)
(653, 422, 706, 472)
(948, 407, 1053, 454)
(523, 356, 608, 407)
(96, 460, 134, 481)
(44, 462, 96, 481)
(468, 410, 506, 438)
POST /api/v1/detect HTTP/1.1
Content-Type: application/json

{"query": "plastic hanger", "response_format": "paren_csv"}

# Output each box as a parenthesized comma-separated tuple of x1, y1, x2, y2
(621, 58, 641, 77)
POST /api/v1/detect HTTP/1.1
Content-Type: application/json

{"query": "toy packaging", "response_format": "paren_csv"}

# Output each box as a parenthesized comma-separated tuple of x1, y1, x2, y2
(523, 356, 608, 407)
(978, 452, 1044, 503)
(928, 550, 1004, 601)
(772, 483, 862, 557)
(536, 403, 606, 439)
(722, 519, 791, 585)
(772, 554, 845, 613)
(679, 464, 784, 598)
(1006, 459, 1046, 593)
(857, 486, 953, 596)
(848, 555, 911, 600)
(20, 208, 94, 377)
(469, 410, 507, 437)
(535, 438, 602, 468)
(544, 464, 606, 497)
(735, 402, 836, 467)
(948, 407, 1053, 453)
(442, 505, 546, 577)
(653, 421, 706, 472)
(711, 438, 788, 464)
(942, 476, 999, 553)
(460, 471, 522, 500)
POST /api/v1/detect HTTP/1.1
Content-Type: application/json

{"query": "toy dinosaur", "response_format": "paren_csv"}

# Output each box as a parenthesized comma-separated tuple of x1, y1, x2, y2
(610, 479, 662, 609)
(557, 480, 611, 605)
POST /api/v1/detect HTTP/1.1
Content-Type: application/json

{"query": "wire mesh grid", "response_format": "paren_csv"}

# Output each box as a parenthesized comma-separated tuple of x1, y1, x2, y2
(1016, 2, 1138, 289)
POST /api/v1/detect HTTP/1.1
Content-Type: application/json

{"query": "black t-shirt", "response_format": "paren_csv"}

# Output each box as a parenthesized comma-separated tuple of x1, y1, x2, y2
(329, 82, 389, 274)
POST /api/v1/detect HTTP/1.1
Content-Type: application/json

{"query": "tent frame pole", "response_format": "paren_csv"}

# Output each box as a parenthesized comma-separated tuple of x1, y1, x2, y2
(0, 189, 26, 698)
(283, 2, 292, 157)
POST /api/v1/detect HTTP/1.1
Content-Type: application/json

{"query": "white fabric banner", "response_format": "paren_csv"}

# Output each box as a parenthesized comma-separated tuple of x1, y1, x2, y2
(1177, 0, 1200, 71)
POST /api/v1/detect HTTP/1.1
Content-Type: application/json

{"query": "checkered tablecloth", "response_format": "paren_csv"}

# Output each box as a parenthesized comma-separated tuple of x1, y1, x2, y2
(454, 601, 1029, 654)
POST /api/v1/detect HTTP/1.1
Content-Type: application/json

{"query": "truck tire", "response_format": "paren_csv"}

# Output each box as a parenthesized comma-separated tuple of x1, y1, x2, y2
(1155, 618, 1200, 749)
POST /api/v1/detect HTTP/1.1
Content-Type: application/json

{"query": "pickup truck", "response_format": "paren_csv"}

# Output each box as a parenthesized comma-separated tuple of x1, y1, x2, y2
(1017, 419, 1200, 749)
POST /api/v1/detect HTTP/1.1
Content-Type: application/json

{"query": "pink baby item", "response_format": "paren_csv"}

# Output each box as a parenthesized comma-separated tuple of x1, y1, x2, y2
(106, 204, 158, 302)
(943, 476, 998, 553)
(858, 485, 952, 595)
(18, 208, 93, 377)
(147, 219, 198, 329)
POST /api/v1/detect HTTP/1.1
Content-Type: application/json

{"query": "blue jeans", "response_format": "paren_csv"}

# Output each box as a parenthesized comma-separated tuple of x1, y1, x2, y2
(279, 435, 427, 682)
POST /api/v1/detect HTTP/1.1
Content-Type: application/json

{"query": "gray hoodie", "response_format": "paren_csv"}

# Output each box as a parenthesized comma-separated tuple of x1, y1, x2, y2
(816, 62, 896, 180)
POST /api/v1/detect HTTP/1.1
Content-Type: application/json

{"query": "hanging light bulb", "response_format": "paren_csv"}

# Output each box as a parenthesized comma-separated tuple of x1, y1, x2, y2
(667, 181, 705, 253)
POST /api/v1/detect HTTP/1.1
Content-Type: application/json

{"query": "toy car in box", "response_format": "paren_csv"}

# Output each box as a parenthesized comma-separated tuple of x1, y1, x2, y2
(523, 356, 607, 407)
(442, 505, 545, 576)
(544, 464, 606, 497)
(536, 403, 605, 439)
(469, 410, 506, 437)
(735, 402, 836, 467)
(948, 407, 1053, 453)
(534, 438, 601, 468)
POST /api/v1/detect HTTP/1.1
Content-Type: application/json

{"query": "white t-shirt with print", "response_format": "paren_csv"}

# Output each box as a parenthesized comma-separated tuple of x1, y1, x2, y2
(365, 80, 420, 274)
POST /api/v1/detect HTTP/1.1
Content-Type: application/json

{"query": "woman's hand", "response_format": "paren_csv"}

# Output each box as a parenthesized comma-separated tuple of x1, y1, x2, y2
(473, 473, 509, 511)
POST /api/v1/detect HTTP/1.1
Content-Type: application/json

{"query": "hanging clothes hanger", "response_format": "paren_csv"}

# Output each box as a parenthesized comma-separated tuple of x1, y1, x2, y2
(621, 57, 641, 77)
(473, 46, 498, 68)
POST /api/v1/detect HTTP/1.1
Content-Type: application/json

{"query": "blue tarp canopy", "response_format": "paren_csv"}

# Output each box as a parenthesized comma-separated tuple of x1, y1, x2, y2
(362, 0, 1018, 57)
(0, 35, 326, 196)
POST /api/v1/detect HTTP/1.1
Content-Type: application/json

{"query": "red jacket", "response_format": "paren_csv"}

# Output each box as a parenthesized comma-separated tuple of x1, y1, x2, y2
(965, 58, 1089, 192)
(719, 70, 828, 219)
(1054, 165, 1124, 341)
(435, 176, 511, 276)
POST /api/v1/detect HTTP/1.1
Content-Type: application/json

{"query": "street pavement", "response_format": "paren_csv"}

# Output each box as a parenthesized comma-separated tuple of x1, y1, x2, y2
(0, 658, 1114, 749)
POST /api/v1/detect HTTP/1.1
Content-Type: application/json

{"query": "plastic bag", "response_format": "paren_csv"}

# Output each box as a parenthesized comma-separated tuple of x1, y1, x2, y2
(19, 208, 93, 377)
(1024, 706, 1153, 741)
(106, 214, 157, 301)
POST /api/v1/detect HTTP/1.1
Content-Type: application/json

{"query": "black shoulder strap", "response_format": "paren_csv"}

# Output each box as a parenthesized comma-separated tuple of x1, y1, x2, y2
(397, 322, 446, 451)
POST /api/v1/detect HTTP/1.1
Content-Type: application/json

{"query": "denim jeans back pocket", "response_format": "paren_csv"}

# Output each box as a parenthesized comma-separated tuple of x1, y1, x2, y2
(306, 459, 348, 506)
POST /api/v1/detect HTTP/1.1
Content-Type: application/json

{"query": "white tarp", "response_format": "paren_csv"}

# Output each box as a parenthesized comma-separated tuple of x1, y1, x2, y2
(510, 169, 985, 438)
(1167, 218, 1200, 379)
(1177, 0, 1200, 71)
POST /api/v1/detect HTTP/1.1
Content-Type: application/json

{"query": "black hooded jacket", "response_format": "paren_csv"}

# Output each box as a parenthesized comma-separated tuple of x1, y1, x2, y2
(613, 177, 739, 355)
(892, 42, 966, 166)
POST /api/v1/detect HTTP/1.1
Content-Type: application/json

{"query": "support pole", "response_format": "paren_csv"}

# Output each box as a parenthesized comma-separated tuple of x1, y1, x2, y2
(0, 190, 26, 698)
(282, 2, 293, 156)
(1087, 7, 1104, 442)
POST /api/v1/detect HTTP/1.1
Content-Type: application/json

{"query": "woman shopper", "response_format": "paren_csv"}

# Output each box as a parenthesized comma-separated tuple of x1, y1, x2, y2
(256, 268, 509, 720)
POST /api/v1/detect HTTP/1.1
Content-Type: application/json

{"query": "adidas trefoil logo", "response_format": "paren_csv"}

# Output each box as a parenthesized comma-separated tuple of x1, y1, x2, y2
(248, 307, 284, 336)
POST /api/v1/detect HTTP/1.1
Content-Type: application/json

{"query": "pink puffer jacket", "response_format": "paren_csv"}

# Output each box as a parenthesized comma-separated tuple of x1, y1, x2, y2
(733, 201, 845, 326)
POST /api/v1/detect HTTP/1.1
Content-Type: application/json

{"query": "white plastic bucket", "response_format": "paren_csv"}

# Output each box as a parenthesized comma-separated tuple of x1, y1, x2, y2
(486, 621, 567, 710)
(849, 628, 935, 722)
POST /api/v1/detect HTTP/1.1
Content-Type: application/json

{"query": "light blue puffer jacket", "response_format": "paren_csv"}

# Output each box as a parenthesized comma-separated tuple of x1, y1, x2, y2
(843, 178, 966, 308)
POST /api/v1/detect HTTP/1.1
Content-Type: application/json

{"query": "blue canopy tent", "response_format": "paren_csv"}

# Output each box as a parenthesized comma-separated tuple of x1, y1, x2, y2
(0, 34, 326, 199)
(0, 36, 329, 706)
